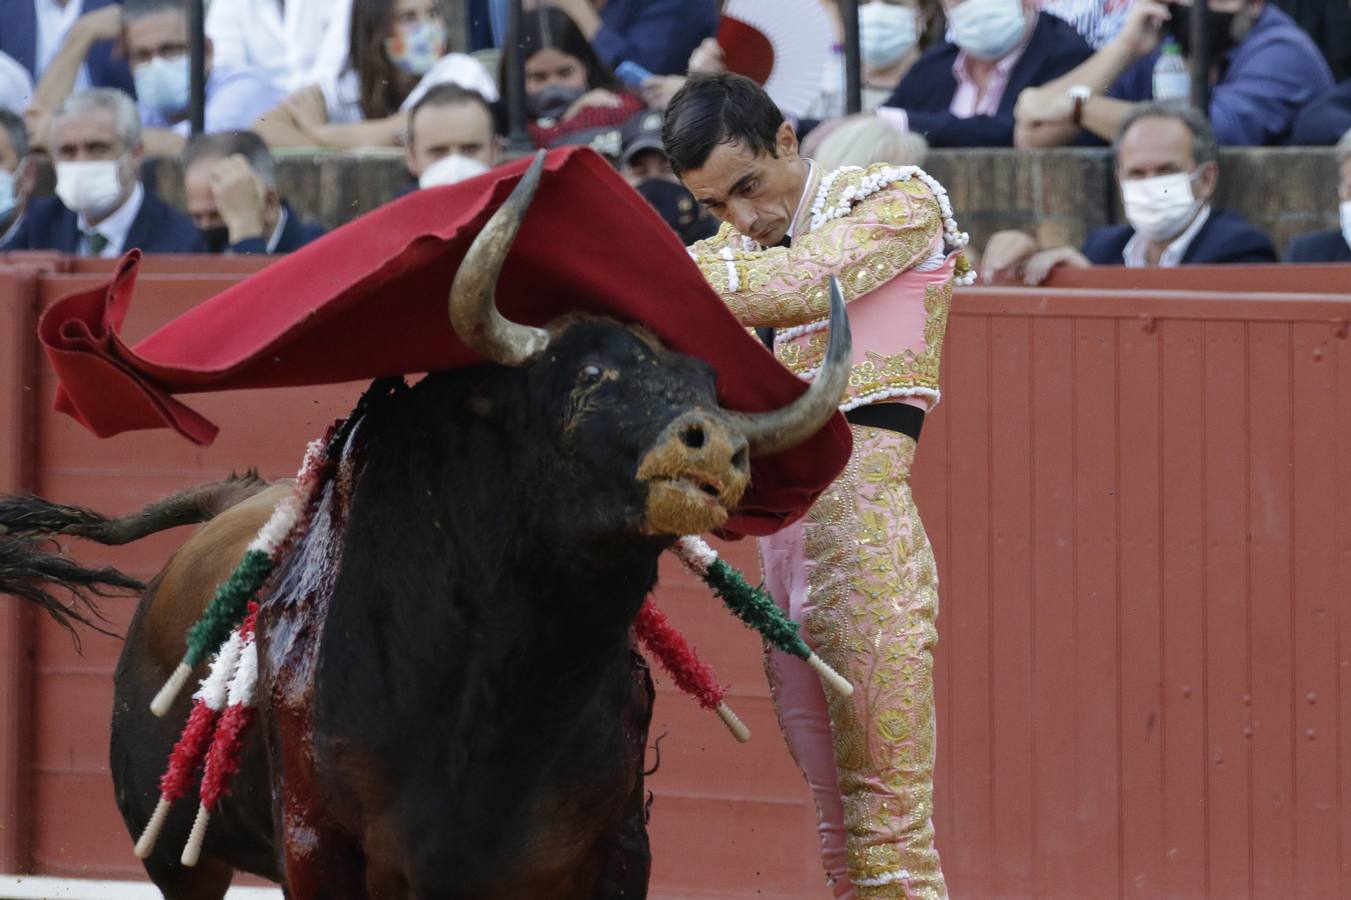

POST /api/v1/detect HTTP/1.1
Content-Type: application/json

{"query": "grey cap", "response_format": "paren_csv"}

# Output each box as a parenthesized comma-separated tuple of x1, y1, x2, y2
(618, 110, 667, 168)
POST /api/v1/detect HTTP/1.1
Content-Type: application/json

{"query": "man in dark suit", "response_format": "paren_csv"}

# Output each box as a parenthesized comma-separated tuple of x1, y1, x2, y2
(0, 0, 133, 94)
(982, 102, 1276, 283)
(1285, 128, 1351, 262)
(0, 87, 202, 254)
(182, 129, 324, 254)
(869, 0, 1093, 147)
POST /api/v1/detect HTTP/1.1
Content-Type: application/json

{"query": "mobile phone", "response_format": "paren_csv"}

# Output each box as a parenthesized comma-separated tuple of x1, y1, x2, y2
(616, 60, 654, 86)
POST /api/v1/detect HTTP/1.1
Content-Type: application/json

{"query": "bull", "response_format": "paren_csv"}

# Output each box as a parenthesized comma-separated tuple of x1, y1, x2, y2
(0, 154, 852, 900)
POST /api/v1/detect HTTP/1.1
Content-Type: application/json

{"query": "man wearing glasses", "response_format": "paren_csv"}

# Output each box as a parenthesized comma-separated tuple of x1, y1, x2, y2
(27, 0, 281, 157)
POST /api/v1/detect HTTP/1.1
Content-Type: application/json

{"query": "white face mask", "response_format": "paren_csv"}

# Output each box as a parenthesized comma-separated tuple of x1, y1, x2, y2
(860, 3, 919, 67)
(133, 56, 191, 116)
(0, 169, 15, 219)
(1121, 171, 1204, 243)
(1340, 200, 1351, 251)
(947, 0, 1026, 60)
(55, 158, 128, 217)
(419, 153, 490, 189)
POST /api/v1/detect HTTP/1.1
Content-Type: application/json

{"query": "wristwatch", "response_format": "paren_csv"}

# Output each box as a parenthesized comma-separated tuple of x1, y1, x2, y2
(1066, 85, 1093, 127)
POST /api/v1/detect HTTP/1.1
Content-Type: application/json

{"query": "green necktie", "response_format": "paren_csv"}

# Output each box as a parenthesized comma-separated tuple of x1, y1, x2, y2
(86, 232, 109, 256)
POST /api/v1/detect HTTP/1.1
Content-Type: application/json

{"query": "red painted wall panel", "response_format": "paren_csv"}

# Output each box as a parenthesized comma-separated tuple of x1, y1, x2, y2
(3, 263, 1351, 898)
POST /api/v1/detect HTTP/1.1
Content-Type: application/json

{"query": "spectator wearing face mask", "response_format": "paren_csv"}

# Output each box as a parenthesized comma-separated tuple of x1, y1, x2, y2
(1014, 0, 1335, 148)
(856, 0, 942, 111)
(1, 88, 202, 254)
(981, 103, 1275, 284)
(1284, 128, 1351, 263)
(876, 0, 1093, 146)
(405, 83, 500, 189)
(0, 108, 33, 245)
(27, 0, 284, 158)
(806, 0, 1092, 151)
(506, 7, 642, 152)
(256, 0, 496, 150)
(182, 129, 325, 254)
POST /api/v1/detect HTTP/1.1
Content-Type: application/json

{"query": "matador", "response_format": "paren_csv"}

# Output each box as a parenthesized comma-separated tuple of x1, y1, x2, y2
(665, 72, 973, 899)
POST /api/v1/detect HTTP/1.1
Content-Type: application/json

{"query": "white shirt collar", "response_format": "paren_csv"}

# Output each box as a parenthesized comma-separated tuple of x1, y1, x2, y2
(783, 159, 816, 243)
(79, 181, 144, 258)
(1122, 204, 1212, 268)
(265, 204, 289, 253)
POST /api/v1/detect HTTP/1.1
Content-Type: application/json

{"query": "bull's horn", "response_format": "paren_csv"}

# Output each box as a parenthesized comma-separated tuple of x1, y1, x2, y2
(448, 150, 551, 366)
(723, 277, 852, 457)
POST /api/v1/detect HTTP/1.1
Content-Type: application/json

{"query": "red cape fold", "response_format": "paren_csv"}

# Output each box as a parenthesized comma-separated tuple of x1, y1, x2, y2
(36, 146, 851, 537)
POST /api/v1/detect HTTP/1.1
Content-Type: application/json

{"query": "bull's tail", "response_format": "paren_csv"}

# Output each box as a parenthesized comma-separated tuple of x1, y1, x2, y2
(0, 536, 140, 643)
(0, 472, 273, 645)
(0, 471, 270, 544)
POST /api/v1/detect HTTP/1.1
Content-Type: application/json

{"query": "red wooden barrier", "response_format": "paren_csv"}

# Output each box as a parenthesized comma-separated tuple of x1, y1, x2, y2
(1, 261, 1350, 898)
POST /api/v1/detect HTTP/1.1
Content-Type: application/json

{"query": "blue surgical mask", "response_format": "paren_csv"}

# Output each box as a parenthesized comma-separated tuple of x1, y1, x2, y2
(1340, 200, 1351, 252)
(0, 169, 15, 219)
(133, 56, 191, 116)
(947, 0, 1027, 60)
(860, 2, 919, 67)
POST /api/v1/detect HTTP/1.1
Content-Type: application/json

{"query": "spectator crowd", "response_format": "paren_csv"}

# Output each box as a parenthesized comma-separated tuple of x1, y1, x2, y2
(0, 0, 1349, 267)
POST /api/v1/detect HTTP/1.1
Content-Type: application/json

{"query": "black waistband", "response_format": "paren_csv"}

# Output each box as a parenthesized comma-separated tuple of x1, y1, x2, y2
(844, 403, 924, 441)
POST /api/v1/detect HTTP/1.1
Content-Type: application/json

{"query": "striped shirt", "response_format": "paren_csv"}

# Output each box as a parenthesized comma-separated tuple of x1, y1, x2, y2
(1038, 0, 1134, 48)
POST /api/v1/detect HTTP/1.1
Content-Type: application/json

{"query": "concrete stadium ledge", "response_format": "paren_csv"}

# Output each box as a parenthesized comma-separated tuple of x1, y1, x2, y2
(141, 146, 1344, 261)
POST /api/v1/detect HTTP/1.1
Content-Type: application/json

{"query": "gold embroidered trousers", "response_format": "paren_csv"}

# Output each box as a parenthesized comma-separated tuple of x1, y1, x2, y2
(760, 424, 945, 899)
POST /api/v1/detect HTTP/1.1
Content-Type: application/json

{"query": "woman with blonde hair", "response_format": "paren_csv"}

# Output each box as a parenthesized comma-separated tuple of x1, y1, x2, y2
(814, 116, 929, 171)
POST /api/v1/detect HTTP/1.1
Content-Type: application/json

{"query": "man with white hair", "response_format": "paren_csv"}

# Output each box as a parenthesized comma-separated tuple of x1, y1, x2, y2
(1, 87, 202, 254)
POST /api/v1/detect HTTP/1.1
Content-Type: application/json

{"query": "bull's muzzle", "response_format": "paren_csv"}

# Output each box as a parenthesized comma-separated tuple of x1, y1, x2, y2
(637, 410, 751, 535)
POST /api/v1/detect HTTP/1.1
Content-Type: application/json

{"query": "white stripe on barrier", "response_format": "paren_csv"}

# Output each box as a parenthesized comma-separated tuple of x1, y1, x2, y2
(0, 875, 282, 899)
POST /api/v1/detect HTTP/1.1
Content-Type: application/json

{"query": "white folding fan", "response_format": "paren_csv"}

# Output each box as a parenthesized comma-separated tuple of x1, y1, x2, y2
(718, 0, 837, 119)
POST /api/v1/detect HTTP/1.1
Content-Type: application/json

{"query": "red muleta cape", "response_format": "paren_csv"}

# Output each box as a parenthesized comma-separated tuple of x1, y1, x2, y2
(37, 147, 851, 537)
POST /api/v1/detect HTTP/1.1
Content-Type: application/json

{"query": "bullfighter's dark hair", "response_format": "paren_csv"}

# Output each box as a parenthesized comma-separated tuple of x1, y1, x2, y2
(662, 72, 785, 176)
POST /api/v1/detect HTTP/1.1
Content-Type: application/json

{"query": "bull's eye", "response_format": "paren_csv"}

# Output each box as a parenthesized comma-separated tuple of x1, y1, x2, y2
(579, 364, 603, 382)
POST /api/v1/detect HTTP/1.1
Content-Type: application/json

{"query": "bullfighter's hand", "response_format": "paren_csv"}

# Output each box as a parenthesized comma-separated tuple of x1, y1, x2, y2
(209, 155, 268, 244)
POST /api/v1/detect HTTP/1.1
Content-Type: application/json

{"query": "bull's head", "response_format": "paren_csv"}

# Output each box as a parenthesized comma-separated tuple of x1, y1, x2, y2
(448, 152, 851, 537)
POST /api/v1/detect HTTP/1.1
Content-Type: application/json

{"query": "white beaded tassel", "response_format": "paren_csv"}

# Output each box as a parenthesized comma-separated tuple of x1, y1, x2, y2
(715, 702, 751, 743)
(133, 797, 171, 859)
